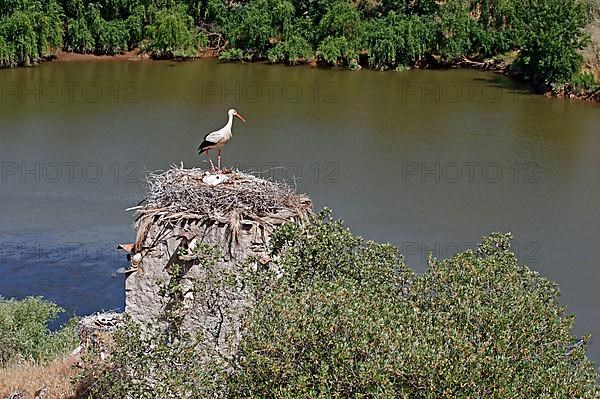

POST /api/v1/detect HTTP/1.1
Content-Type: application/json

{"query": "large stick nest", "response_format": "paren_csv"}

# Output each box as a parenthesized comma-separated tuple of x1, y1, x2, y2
(133, 166, 312, 248)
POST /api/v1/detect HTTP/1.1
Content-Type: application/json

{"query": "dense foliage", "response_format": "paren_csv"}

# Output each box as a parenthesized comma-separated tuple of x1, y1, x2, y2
(0, 0, 63, 66)
(80, 212, 600, 398)
(79, 319, 225, 398)
(0, 296, 78, 366)
(144, 4, 206, 58)
(516, 0, 590, 84)
(228, 218, 599, 398)
(0, 0, 597, 86)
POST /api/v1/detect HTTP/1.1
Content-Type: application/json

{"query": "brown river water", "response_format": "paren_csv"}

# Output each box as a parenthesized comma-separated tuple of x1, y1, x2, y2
(0, 59, 599, 362)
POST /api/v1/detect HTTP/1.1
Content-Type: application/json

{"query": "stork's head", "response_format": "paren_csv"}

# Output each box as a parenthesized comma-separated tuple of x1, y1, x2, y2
(228, 108, 246, 122)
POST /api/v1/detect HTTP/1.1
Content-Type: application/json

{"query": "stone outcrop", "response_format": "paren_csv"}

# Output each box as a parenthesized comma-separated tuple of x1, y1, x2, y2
(122, 167, 312, 355)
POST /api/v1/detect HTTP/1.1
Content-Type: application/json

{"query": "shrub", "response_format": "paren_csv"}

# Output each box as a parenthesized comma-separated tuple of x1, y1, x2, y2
(0, 0, 63, 66)
(0, 296, 78, 366)
(229, 278, 407, 398)
(229, 211, 414, 396)
(436, 0, 478, 62)
(218, 47, 251, 61)
(61, 0, 85, 19)
(403, 233, 599, 397)
(229, 229, 600, 398)
(78, 243, 229, 398)
(269, 210, 413, 292)
(583, 0, 600, 22)
(381, 0, 439, 15)
(364, 15, 400, 69)
(79, 318, 226, 399)
(94, 0, 133, 21)
(0, 0, 596, 88)
(78, 214, 600, 398)
(289, 15, 317, 46)
(570, 71, 598, 94)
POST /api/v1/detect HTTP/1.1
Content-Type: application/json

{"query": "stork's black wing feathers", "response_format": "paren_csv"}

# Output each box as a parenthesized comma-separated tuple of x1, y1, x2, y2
(198, 139, 217, 154)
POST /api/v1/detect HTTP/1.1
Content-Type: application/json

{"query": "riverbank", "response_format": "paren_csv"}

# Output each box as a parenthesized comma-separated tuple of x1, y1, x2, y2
(2, 0, 598, 102)
(53, 49, 146, 62)
(52, 48, 219, 62)
(448, 52, 600, 102)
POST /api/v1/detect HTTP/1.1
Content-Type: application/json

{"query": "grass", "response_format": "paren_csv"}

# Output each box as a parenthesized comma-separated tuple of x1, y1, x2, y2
(0, 296, 81, 398)
(0, 355, 78, 399)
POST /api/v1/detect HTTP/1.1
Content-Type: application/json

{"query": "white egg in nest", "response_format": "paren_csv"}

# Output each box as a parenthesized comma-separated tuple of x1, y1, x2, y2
(203, 173, 229, 186)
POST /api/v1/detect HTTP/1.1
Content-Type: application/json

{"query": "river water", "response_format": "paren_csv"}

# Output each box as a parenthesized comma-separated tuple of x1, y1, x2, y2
(1, 60, 599, 362)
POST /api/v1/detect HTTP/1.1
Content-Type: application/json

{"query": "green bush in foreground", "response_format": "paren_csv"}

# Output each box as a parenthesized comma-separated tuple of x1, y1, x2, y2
(230, 221, 599, 398)
(0, 296, 79, 366)
(80, 319, 225, 399)
(80, 213, 600, 398)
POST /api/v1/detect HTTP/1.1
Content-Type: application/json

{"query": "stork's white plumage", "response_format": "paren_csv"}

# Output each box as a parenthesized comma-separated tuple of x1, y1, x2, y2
(198, 108, 246, 172)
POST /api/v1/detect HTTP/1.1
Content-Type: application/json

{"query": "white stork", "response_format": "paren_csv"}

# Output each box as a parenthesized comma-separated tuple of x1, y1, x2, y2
(198, 108, 246, 172)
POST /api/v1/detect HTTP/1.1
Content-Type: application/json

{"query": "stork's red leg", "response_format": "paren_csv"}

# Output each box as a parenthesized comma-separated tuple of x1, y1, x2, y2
(218, 150, 222, 172)
(205, 150, 216, 171)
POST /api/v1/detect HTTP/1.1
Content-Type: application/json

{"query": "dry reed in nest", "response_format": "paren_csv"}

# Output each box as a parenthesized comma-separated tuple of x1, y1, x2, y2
(132, 166, 312, 250)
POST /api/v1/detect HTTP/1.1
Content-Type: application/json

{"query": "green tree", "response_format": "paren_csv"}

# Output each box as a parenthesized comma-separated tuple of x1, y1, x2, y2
(97, 19, 129, 54)
(471, 0, 520, 55)
(0, 0, 64, 65)
(64, 16, 94, 52)
(315, 1, 364, 66)
(0, 34, 17, 67)
(1, 0, 596, 97)
(223, 0, 294, 57)
(267, 33, 313, 64)
(317, 35, 357, 66)
(516, 0, 589, 84)
(318, 1, 363, 42)
(1, 11, 38, 65)
(125, 4, 145, 45)
(366, 12, 434, 69)
(435, 0, 478, 61)
(145, 4, 199, 58)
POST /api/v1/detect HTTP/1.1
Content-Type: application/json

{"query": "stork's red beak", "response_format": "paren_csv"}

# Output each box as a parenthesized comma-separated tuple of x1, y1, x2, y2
(236, 113, 246, 122)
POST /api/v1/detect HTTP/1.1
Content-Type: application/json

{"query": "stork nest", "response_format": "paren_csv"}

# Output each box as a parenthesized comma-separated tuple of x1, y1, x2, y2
(133, 166, 312, 248)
